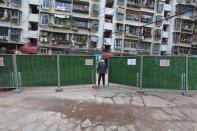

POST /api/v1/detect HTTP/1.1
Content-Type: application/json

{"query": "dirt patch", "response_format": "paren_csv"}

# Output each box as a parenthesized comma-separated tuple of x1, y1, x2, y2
(22, 97, 142, 126)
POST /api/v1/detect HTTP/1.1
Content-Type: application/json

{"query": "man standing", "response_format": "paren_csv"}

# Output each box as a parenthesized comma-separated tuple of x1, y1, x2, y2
(97, 59, 107, 87)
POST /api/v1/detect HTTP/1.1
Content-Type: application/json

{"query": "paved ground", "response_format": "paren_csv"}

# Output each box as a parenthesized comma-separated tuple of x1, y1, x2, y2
(0, 85, 197, 131)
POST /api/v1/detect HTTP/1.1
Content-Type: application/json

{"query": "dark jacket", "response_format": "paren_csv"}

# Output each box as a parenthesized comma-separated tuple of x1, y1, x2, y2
(97, 61, 107, 74)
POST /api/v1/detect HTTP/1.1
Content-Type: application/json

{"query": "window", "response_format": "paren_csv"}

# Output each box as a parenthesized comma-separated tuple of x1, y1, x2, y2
(91, 20, 99, 32)
(124, 39, 137, 51)
(55, 0, 72, 11)
(11, 0, 21, 6)
(117, 13, 124, 20)
(173, 33, 180, 43)
(115, 39, 122, 49)
(116, 24, 123, 34)
(174, 19, 181, 30)
(118, 0, 125, 5)
(142, 0, 154, 8)
(11, 10, 21, 24)
(90, 36, 98, 48)
(92, 4, 100, 16)
(127, 0, 141, 7)
(54, 17, 70, 28)
(141, 13, 153, 23)
(126, 10, 140, 21)
(40, 13, 49, 25)
(154, 29, 161, 41)
(73, 18, 89, 29)
(106, 0, 114, 8)
(42, 0, 50, 9)
(125, 25, 141, 36)
(30, 4, 39, 14)
(40, 48, 48, 54)
(0, 28, 8, 36)
(73, 2, 89, 13)
(162, 38, 168, 44)
(29, 22, 38, 31)
(157, 3, 163, 13)
(153, 43, 160, 54)
(29, 38, 38, 44)
(156, 15, 162, 27)
(139, 42, 151, 54)
(10, 28, 20, 41)
(143, 27, 152, 38)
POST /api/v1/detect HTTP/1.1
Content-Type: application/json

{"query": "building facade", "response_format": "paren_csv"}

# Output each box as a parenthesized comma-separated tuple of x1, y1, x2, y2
(0, 0, 197, 55)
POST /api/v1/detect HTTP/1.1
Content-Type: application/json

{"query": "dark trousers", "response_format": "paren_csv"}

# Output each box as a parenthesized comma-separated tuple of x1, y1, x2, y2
(98, 73, 105, 86)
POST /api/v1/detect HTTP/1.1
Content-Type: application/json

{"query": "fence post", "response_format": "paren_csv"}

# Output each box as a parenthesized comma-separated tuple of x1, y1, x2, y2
(107, 58, 109, 87)
(55, 55, 63, 92)
(12, 54, 22, 92)
(12, 54, 18, 88)
(138, 56, 144, 93)
(182, 56, 192, 96)
(181, 74, 184, 90)
(186, 56, 189, 92)
(136, 72, 139, 87)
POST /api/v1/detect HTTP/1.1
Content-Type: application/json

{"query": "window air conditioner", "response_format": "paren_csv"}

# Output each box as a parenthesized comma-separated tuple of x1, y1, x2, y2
(3, 36, 8, 40)
(117, 8, 124, 14)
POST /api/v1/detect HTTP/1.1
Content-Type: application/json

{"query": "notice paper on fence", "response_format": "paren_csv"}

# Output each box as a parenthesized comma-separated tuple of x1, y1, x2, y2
(85, 59, 93, 65)
(127, 59, 136, 65)
(160, 59, 170, 67)
(0, 57, 4, 66)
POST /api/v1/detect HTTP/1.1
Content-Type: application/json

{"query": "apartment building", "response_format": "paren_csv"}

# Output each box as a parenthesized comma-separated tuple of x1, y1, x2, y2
(0, 0, 22, 54)
(0, 0, 197, 55)
(171, 1, 197, 55)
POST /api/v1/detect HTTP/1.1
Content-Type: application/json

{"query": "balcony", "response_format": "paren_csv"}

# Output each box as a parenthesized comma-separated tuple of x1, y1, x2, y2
(55, 1, 72, 12)
(126, 10, 140, 21)
(164, 4, 172, 11)
(141, 0, 154, 9)
(27, 31, 38, 39)
(73, 2, 89, 14)
(29, 0, 39, 5)
(141, 13, 153, 23)
(0, 35, 9, 41)
(162, 31, 169, 38)
(105, 8, 114, 15)
(160, 45, 168, 52)
(127, 0, 141, 7)
(29, 14, 39, 22)
(104, 22, 113, 30)
(185, 0, 197, 6)
(104, 38, 112, 46)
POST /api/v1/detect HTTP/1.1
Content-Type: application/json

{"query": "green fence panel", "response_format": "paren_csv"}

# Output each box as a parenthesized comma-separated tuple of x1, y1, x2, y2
(109, 57, 141, 86)
(0, 55, 15, 88)
(143, 56, 186, 89)
(16, 55, 58, 87)
(60, 56, 95, 86)
(188, 57, 197, 90)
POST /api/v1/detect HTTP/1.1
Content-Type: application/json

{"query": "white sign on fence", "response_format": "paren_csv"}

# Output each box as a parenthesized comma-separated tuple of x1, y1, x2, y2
(160, 59, 170, 67)
(0, 57, 4, 67)
(127, 59, 136, 65)
(85, 59, 93, 65)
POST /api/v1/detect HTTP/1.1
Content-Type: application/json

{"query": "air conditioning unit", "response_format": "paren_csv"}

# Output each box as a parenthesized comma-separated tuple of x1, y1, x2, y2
(49, 23, 54, 26)
(117, 8, 124, 14)
(0, 36, 4, 40)
(53, 41, 57, 45)
(104, 39, 112, 45)
(3, 36, 8, 40)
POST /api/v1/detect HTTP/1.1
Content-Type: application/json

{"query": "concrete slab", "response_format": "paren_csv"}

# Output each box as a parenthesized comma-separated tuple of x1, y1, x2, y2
(0, 85, 197, 130)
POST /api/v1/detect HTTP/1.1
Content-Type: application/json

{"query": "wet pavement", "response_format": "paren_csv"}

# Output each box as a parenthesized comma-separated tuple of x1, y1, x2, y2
(0, 85, 197, 131)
